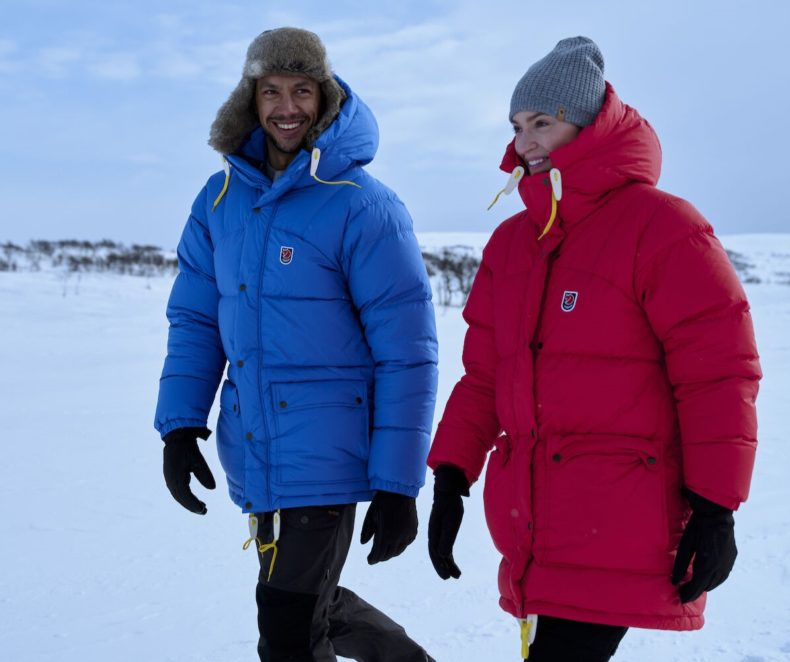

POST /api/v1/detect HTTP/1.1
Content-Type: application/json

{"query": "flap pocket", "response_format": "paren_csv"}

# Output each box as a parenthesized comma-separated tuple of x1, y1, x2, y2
(220, 380, 240, 416)
(271, 379, 367, 413)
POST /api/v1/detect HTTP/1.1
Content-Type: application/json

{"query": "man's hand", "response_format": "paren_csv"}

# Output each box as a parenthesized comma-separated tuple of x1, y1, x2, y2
(360, 491, 418, 564)
(671, 488, 737, 603)
(428, 464, 469, 580)
(162, 427, 216, 515)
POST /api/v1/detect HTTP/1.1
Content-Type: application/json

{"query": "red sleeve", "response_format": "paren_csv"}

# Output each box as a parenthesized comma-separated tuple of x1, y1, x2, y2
(428, 246, 502, 486)
(636, 198, 761, 510)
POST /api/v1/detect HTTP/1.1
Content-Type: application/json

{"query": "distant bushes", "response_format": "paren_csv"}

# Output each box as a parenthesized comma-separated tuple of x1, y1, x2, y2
(421, 246, 480, 307)
(0, 240, 778, 306)
(0, 240, 178, 277)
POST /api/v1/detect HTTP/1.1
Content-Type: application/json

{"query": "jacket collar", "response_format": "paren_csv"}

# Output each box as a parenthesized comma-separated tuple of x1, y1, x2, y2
(499, 83, 662, 241)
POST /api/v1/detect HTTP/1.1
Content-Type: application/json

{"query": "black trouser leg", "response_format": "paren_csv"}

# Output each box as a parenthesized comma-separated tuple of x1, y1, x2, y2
(328, 586, 434, 661)
(255, 504, 433, 662)
(526, 615, 628, 662)
(257, 584, 318, 662)
(256, 505, 354, 662)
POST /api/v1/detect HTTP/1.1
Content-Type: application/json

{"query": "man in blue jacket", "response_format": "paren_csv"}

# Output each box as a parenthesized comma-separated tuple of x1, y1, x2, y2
(154, 27, 438, 662)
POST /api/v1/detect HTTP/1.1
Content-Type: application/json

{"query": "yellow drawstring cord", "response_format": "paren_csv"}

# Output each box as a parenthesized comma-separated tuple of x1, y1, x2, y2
(310, 148, 362, 188)
(519, 615, 538, 659)
(243, 511, 281, 581)
(537, 191, 557, 240)
(212, 158, 231, 212)
(487, 166, 525, 210)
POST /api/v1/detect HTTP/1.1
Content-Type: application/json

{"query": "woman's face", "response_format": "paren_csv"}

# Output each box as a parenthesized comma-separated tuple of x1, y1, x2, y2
(511, 111, 581, 175)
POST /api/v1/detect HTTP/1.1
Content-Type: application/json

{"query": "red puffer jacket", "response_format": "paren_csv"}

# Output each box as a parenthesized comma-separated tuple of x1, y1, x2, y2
(427, 84, 760, 630)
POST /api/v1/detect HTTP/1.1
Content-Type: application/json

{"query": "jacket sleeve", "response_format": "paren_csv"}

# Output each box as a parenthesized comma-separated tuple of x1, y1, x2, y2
(154, 186, 227, 438)
(636, 198, 761, 510)
(342, 197, 438, 497)
(427, 243, 501, 486)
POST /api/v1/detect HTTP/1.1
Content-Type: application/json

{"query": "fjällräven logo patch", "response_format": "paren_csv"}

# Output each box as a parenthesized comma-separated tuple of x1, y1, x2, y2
(561, 290, 578, 312)
(279, 246, 294, 265)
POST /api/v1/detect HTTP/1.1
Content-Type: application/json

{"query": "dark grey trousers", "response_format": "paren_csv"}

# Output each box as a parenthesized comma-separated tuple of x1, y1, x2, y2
(255, 504, 434, 662)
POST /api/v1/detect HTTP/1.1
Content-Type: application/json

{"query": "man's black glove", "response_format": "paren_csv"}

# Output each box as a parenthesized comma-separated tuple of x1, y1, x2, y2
(428, 464, 469, 580)
(360, 490, 418, 565)
(162, 427, 216, 515)
(671, 488, 737, 603)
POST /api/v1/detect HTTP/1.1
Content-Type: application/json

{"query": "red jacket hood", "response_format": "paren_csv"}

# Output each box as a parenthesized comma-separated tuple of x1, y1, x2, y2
(500, 83, 662, 230)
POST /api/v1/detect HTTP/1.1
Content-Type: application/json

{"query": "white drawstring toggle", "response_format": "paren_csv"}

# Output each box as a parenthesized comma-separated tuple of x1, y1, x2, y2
(248, 513, 258, 540)
(549, 168, 562, 201)
(272, 510, 281, 542)
(310, 147, 321, 177)
(505, 166, 525, 194)
(488, 166, 525, 210)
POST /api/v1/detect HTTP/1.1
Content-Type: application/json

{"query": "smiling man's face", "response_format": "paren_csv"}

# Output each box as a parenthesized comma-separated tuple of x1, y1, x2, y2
(256, 74, 322, 170)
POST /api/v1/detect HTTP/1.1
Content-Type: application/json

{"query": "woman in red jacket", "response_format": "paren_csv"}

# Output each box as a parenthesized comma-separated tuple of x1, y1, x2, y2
(427, 37, 760, 661)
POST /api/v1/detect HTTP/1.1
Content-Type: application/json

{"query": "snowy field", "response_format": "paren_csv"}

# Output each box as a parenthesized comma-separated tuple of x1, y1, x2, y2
(1, 233, 789, 661)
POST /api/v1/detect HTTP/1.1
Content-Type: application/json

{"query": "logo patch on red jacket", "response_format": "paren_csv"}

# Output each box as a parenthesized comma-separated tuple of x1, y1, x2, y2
(279, 246, 294, 265)
(561, 290, 578, 312)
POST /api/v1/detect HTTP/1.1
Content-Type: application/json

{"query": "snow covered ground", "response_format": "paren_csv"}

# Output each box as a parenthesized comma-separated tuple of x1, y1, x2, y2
(1, 233, 789, 661)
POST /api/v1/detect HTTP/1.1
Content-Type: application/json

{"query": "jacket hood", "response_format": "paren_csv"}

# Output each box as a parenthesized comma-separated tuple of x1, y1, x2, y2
(500, 83, 662, 230)
(223, 76, 378, 197)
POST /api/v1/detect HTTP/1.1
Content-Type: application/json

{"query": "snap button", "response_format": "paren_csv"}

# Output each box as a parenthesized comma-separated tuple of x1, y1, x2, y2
(647, 456, 657, 465)
(239, 283, 247, 292)
(552, 453, 562, 462)
(246, 432, 253, 441)
(245, 501, 252, 509)
(236, 359, 244, 368)
(279, 401, 287, 409)
(355, 396, 363, 404)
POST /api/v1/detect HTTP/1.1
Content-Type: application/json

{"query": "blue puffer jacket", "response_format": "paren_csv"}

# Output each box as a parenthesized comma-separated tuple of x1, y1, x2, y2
(155, 78, 438, 512)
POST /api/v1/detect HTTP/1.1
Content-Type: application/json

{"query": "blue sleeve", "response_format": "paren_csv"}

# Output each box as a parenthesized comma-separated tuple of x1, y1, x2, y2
(154, 186, 227, 438)
(342, 196, 439, 496)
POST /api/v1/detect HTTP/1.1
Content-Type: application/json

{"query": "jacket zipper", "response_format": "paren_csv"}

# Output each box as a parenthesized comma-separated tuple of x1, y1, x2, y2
(522, 247, 558, 616)
(257, 201, 279, 510)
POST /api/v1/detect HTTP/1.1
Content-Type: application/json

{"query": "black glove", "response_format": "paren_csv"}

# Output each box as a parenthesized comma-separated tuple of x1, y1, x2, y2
(162, 427, 216, 515)
(360, 490, 418, 565)
(671, 488, 737, 603)
(428, 464, 469, 580)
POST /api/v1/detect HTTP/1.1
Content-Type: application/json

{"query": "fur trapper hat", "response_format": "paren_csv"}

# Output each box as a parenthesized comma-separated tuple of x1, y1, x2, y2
(208, 27, 346, 154)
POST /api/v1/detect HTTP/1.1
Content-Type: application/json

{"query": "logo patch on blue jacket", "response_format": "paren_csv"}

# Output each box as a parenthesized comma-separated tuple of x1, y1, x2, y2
(561, 290, 578, 312)
(280, 246, 294, 265)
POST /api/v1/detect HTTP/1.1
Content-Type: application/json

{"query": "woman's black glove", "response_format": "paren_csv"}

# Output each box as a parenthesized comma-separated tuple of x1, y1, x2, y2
(162, 427, 216, 515)
(428, 464, 469, 580)
(671, 488, 737, 603)
(360, 490, 418, 565)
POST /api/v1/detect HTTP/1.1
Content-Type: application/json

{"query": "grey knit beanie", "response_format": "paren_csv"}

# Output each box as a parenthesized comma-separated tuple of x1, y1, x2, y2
(509, 36, 605, 127)
(208, 27, 346, 154)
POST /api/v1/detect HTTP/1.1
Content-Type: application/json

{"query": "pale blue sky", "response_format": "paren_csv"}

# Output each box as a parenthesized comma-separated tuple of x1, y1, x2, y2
(1, 0, 788, 248)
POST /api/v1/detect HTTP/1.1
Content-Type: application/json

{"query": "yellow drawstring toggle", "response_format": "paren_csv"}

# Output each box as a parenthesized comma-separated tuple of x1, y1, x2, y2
(243, 511, 281, 581)
(310, 148, 361, 188)
(212, 158, 231, 212)
(519, 615, 538, 659)
(487, 166, 525, 210)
